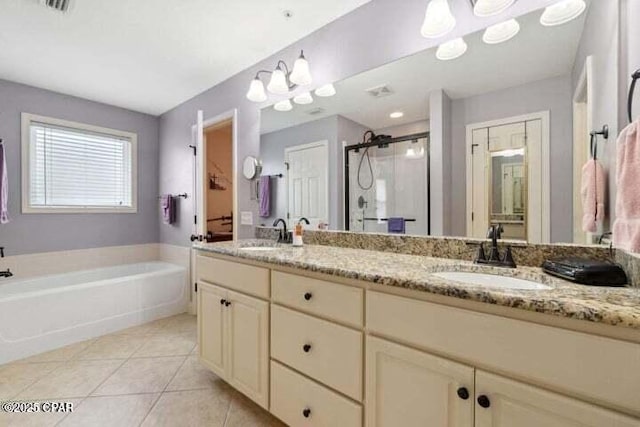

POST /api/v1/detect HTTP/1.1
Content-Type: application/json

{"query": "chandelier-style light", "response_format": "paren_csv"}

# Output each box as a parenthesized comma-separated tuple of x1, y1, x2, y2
(246, 50, 313, 103)
(421, 0, 456, 39)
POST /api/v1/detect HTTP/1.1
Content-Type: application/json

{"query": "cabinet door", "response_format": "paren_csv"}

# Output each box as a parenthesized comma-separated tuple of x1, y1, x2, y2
(366, 336, 474, 427)
(226, 289, 269, 409)
(198, 282, 227, 378)
(475, 370, 640, 427)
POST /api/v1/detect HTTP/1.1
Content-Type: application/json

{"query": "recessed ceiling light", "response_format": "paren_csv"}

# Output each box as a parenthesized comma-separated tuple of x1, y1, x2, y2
(315, 83, 336, 97)
(540, 0, 586, 26)
(293, 92, 313, 105)
(473, 0, 515, 17)
(390, 111, 404, 119)
(421, 0, 456, 39)
(436, 37, 468, 61)
(482, 19, 520, 44)
(274, 99, 293, 112)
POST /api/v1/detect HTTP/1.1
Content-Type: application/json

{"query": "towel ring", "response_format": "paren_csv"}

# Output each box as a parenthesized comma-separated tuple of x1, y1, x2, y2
(589, 125, 609, 161)
(628, 69, 640, 123)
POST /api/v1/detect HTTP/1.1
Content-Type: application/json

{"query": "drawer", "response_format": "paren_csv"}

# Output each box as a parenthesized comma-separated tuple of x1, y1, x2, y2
(271, 305, 363, 401)
(270, 361, 362, 427)
(196, 255, 269, 299)
(272, 271, 363, 327)
(367, 291, 640, 416)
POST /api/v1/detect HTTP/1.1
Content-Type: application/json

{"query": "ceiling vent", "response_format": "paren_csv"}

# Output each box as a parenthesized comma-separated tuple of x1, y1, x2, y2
(40, 0, 73, 13)
(365, 85, 394, 98)
(306, 107, 326, 116)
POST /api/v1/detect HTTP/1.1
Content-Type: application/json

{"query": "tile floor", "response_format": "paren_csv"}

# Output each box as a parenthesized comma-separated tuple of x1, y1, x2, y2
(0, 314, 285, 427)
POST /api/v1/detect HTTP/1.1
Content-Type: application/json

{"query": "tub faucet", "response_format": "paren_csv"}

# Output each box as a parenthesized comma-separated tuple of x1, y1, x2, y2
(0, 247, 12, 278)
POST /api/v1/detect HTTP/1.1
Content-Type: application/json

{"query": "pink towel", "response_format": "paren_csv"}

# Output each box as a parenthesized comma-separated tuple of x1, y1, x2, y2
(581, 159, 606, 233)
(613, 119, 640, 252)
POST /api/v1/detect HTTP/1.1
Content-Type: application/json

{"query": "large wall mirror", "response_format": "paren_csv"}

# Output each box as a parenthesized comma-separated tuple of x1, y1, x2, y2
(258, 0, 616, 244)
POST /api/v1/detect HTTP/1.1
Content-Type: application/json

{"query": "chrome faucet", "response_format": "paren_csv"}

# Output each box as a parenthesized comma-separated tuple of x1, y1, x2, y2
(468, 225, 516, 268)
(0, 247, 13, 278)
(272, 218, 290, 243)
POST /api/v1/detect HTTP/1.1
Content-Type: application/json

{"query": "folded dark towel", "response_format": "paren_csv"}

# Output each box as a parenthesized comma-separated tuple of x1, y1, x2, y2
(387, 217, 405, 234)
(162, 195, 176, 225)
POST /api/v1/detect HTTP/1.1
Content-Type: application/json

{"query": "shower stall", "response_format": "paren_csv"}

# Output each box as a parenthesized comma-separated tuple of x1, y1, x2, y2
(344, 132, 430, 235)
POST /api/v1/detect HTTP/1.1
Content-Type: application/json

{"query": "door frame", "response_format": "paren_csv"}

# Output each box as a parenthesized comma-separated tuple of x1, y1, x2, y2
(283, 139, 329, 228)
(465, 111, 550, 243)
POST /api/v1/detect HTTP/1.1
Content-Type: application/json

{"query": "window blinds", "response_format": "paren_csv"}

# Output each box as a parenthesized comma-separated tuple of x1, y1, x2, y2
(28, 122, 133, 209)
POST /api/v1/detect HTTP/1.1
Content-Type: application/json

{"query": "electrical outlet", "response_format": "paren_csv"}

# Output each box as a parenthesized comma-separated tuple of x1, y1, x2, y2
(240, 211, 253, 226)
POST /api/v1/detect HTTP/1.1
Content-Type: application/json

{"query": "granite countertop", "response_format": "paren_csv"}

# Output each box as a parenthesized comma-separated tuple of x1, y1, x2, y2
(194, 240, 640, 330)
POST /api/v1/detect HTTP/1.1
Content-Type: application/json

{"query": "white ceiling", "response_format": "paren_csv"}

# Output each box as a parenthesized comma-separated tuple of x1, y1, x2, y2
(0, 0, 370, 115)
(261, 5, 587, 135)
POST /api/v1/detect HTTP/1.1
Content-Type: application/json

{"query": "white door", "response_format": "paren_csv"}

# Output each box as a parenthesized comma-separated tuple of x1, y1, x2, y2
(226, 289, 269, 409)
(475, 370, 640, 427)
(198, 282, 226, 378)
(285, 140, 329, 227)
(365, 336, 475, 427)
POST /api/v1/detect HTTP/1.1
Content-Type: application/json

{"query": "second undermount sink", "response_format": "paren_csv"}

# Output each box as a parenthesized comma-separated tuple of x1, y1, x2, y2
(239, 246, 278, 252)
(433, 272, 552, 290)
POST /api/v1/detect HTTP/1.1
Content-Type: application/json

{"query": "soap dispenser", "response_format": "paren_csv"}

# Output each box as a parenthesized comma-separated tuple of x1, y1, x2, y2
(292, 217, 310, 247)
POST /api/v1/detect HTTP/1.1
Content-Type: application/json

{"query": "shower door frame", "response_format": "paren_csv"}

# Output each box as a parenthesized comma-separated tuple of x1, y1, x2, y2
(343, 132, 431, 234)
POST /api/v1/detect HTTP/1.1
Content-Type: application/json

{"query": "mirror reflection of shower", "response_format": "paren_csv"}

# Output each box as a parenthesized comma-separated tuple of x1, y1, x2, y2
(346, 131, 430, 235)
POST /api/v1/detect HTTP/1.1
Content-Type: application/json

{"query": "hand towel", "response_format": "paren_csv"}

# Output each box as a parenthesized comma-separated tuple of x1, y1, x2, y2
(0, 143, 8, 224)
(580, 158, 606, 233)
(387, 217, 405, 234)
(613, 119, 640, 252)
(259, 176, 271, 218)
(162, 195, 176, 225)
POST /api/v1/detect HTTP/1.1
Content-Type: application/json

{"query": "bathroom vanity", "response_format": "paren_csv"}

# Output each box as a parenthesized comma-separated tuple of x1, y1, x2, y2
(194, 241, 640, 427)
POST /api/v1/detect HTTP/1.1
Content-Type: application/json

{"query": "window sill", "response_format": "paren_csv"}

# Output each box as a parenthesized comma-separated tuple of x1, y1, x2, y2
(22, 206, 138, 214)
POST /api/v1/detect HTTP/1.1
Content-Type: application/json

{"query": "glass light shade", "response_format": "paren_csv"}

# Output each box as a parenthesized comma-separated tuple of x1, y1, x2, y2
(421, 0, 456, 39)
(540, 0, 586, 26)
(436, 37, 467, 61)
(473, 0, 515, 17)
(293, 92, 313, 105)
(246, 78, 267, 103)
(290, 54, 313, 86)
(267, 67, 290, 95)
(314, 83, 336, 97)
(273, 99, 293, 112)
(482, 19, 520, 44)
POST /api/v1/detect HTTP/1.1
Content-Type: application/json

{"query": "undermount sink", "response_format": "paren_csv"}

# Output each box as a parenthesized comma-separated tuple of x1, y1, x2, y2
(239, 246, 278, 252)
(433, 272, 551, 290)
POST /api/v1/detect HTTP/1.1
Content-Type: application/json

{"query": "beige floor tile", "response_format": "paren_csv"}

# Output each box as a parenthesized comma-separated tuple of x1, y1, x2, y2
(160, 314, 196, 334)
(140, 388, 233, 427)
(225, 393, 286, 427)
(59, 393, 159, 427)
(165, 356, 227, 392)
(76, 335, 146, 360)
(92, 356, 185, 396)
(132, 333, 195, 358)
(17, 360, 122, 399)
(0, 362, 62, 399)
(0, 399, 80, 427)
(16, 339, 96, 364)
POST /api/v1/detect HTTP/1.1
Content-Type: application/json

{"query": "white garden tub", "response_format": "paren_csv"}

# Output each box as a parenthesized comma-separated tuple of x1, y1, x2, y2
(0, 262, 187, 364)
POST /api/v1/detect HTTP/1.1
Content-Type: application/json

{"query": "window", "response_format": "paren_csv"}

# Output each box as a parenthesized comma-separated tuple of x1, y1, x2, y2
(21, 113, 137, 213)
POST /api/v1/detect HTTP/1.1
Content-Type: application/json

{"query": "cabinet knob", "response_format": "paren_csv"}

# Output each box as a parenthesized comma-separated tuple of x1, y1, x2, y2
(304, 292, 313, 301)
(302, 408, 311, 418)
(457, 387, 470, 400)
(225, 301, 231, 307)
(220, 299, 226, 305)
(477, 395, 491, 408)
(303, 344, 312, 353)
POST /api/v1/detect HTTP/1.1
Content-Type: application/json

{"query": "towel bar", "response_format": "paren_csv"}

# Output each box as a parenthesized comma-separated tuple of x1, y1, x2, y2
(628, 68, 640, 123)
(157, 193, 188, 199)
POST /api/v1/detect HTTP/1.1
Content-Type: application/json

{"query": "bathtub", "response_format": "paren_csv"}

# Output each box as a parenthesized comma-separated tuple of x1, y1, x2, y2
(0, 261, 187, 364)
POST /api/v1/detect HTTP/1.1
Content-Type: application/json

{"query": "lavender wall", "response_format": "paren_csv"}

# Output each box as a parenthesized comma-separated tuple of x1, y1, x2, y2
(0, 79, 159, 256)
(449, 75, 574, 242)
(158, 0, 558, 247)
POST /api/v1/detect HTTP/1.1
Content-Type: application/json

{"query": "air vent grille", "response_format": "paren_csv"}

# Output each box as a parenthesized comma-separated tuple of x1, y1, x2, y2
(365, 85, 394, 98)
(41, 0, 73, 12)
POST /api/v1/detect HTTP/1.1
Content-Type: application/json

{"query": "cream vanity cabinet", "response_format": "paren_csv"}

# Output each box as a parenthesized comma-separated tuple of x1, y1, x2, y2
(196, 256, 270, 409)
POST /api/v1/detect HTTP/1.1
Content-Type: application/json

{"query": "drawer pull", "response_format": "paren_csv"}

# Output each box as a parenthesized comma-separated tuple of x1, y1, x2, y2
(220, 299, 226, 305)
(225, 301, 231, 307)
(477, 395, 491, 408)
(302, 408, 311, 418)
(304, 292, 313, 301)
(457, 387, 469, 400)
(303, 344, 312, 353)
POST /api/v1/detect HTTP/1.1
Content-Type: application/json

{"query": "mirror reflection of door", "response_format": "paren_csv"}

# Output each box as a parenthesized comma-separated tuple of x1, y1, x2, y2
(284, 141, 329, 228)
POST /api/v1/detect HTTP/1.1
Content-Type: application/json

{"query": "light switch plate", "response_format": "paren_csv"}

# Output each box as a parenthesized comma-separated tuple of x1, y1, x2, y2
(240, 211, 253, 226)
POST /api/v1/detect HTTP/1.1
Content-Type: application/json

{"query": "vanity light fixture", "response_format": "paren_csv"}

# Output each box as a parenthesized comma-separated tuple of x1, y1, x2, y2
(472, 0, 516, 17)
(482, 18, 520, 44)
(390, 111, 404, 119)
(273, 99, 293, 112)
(436, 37, 468, 61)
(421, 0, 456, 39)
(314, 83, 336, 97)
(293, 92, 314, 105)
(540, 0, 586, 26)
(246, 50, 313, 103)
